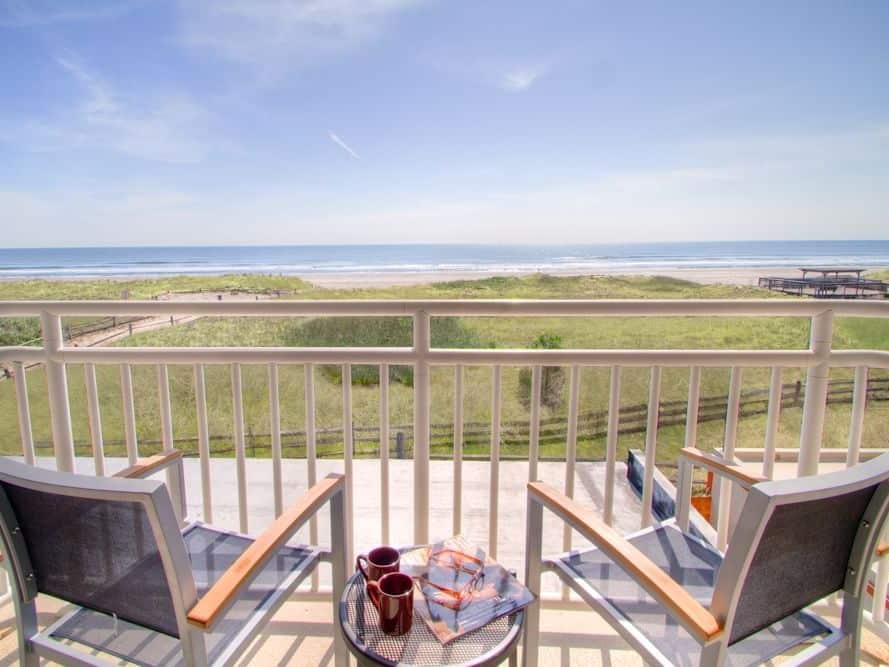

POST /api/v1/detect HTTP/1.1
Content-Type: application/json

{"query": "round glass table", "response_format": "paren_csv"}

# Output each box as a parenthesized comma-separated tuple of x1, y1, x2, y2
(338, 555, 524, 667)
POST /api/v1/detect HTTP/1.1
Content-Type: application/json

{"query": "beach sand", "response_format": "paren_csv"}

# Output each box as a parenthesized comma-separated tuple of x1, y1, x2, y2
(305, 266, 807, 289)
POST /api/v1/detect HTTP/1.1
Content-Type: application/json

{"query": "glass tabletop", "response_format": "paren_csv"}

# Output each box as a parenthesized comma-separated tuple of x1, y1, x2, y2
(338, 559, 524, 667)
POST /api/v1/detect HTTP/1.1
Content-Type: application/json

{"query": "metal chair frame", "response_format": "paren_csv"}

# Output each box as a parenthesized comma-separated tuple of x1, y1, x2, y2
(523, 450, 889, 666)
(0, 454, 349, 666)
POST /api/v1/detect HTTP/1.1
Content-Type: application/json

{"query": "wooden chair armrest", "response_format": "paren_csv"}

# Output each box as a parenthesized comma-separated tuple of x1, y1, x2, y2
(680, 447, 766, 490)
(114, 450, 183, 479)
(528, 481, 722, 644)
(187, 473, 345, 630)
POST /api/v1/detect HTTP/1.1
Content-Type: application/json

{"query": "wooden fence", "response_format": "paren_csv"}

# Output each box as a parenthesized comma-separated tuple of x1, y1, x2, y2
(34, 375, 889, 460)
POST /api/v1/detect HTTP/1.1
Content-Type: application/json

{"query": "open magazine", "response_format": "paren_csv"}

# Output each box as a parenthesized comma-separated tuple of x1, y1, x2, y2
(400, 536, 535, 644)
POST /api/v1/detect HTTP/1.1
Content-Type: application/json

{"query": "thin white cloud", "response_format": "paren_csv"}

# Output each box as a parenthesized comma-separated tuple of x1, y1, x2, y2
(55, 57, 118, 114)
(499, 65, 547, 92)
(179, 0, 425, 80)
(328, 131, 360, 159)
(0, 0, 143, 26)
(2, 57, 212, 163)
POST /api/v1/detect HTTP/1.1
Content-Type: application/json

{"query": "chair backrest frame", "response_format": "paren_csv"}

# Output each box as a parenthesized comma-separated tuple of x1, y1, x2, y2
(0, 458, 201, 647)
(710, 452, 889, 647)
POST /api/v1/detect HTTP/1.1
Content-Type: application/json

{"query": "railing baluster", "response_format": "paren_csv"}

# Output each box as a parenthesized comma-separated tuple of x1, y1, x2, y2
(562, 365, 581, 600)
(120, 363, 139, 466)
(717, 367, 743, 550)
(684, 367, 701, 449)
(380, 363, 391, 544)
(762, 367, 783, 479)
(452, 365, 463, 536)
(231, 363, 248, 533)
(84, 363, 105, 475)
(489, 365, 502, 560)
(528, 365, 542, 482)
(157, 364, 175, 452)
(13, 361, 36, 466)
(603, 366, 621, 526)
(304, 363, 319, 590)
(413, 311, 431, 545)
(193, 364, 213, 523)
(640, 367, 662, 528)
(798, 310, 834, 476)
(342, 363, 354, 564)
(269, 363, 283, 517)
(41, 312, 74, 472)
(846, 366, 868, 467)
(157, 363, 184, 522)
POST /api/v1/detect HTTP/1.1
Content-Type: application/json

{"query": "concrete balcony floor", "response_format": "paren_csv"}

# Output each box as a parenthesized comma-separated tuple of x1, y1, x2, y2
(0, 595, 886, 666)
(0, 457, 886, 664)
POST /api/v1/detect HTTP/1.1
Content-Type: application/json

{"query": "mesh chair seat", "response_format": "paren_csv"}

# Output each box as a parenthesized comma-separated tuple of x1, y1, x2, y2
(48, 522, 321, 667)
(548, 523, 833, 667)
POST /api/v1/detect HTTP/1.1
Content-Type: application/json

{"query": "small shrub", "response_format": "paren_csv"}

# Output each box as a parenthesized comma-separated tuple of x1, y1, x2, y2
(518, 333, 566, 410)
(284, 316, 485, 386)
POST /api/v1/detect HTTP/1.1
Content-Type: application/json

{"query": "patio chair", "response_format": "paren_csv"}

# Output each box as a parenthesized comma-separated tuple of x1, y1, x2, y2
(523, 448, 889, 666)
(0, 451, 349, 666)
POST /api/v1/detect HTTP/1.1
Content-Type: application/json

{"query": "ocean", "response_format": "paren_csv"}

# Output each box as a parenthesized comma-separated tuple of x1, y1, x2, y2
(1, 241, 888, 279)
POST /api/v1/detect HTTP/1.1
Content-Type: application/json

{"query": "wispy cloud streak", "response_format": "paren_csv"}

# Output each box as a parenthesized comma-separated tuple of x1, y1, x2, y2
(0, 56, 212, 163)
(328, 131, 360, 159)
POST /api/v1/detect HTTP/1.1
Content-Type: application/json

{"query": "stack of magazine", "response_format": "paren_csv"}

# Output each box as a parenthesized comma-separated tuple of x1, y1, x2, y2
(400, 536, 535, 644)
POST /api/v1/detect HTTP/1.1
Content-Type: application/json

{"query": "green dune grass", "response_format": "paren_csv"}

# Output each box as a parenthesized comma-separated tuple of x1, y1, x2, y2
(1, 273, 887, 475)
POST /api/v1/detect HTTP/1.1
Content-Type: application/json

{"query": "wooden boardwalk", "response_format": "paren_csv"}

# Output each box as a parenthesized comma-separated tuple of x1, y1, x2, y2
(759, 267, 888, 298)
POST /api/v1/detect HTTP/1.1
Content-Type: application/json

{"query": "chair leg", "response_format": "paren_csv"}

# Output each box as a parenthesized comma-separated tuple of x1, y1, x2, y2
(17, 604, 39, 667)
(837, 640, 859, 667)
(330, 489, 349, 667)
(523, 496, 543, 667)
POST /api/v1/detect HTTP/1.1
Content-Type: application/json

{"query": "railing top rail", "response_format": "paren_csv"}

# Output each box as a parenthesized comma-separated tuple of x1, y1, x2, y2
(1, 298, 889, 317)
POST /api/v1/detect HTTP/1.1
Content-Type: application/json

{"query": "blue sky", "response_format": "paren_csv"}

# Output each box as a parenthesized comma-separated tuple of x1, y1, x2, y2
(1, 1, 888, 247)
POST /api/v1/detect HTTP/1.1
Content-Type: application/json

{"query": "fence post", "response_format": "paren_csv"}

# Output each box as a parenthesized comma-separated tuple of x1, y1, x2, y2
(798, 310, 834, 477)
(396, 432, 405, 459)
(41, 312, 75, 472)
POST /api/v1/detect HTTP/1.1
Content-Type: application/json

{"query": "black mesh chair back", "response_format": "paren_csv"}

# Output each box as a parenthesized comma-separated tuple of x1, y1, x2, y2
(713, 452, 889, 646)
(0, 458, 186, 638)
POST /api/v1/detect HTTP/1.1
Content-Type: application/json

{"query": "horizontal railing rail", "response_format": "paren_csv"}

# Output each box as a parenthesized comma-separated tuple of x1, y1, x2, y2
(3, 297, 889, 317)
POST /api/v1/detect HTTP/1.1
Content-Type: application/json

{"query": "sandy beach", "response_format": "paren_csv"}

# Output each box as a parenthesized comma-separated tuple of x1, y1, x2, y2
(304, 266, 813, 289)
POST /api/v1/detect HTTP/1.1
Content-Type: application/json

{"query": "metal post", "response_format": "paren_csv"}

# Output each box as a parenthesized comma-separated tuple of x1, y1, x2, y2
(523, 495, 543, 667)
(640, 367, 662, 528)
(846, 366, 868, 467)
(40, 312, 75, 472)
(13, 361, 36, 466)
(762, 367, 783, 479)
(413, 310, 431, 545)
(717, 367, 743, 549)
(798, 310, 834, 477)
(684, 367, 701, 449)
(329, 483, 349, 667)
(528, 365, 542, 482)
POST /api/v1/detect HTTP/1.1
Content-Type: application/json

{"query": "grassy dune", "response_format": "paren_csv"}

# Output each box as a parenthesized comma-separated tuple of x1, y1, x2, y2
(1, 273, 887, 472)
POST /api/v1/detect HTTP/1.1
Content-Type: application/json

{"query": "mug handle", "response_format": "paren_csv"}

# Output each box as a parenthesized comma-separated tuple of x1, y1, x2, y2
(366, 580, 382, 610)
(356, 554, 369, 581)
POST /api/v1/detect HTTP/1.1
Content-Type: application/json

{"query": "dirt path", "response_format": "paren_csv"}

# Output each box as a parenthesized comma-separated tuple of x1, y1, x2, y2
(1, 291, 278, 379)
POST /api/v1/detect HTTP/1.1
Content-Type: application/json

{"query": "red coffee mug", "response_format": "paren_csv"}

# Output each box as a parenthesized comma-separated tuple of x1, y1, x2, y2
(367, 572, 414, 635)
(356, 546, 400, 582)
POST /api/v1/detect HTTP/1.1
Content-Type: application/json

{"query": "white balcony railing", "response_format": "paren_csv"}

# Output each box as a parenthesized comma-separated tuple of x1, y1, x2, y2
(1, 298, 889, 637)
